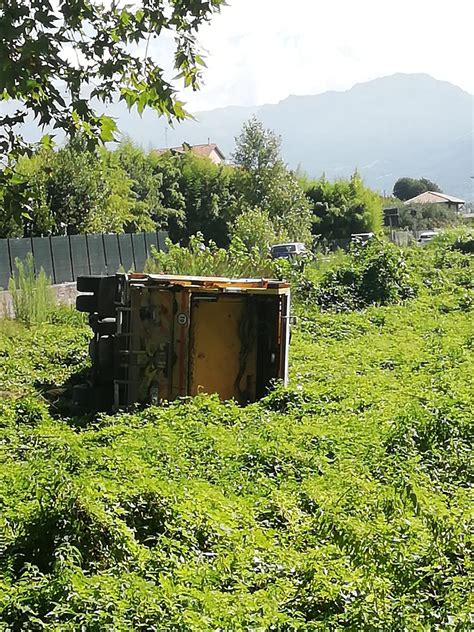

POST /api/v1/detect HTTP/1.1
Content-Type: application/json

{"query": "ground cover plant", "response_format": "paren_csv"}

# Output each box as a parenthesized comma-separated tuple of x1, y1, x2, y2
(0, 235, 473, 630)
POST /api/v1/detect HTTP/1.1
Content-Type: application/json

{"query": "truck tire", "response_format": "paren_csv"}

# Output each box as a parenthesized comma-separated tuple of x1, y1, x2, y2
(76, 294, 98, 313)
(77, 275, 103, 293)
(96, 318, 117, 336)
(98, 335, 114, 371)
(97, 276, 118, 318)
(72, 383, 90, 406)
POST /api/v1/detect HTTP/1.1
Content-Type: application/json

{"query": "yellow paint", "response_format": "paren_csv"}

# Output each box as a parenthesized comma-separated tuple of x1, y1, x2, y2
(189, 296, 256, 402)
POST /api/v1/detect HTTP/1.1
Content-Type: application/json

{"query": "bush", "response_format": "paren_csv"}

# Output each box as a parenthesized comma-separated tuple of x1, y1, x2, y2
(145, 233, 275, 278)
(8, 254, 56, 326)
(314, 238, 417, 311)
(304, 172, 383, 240)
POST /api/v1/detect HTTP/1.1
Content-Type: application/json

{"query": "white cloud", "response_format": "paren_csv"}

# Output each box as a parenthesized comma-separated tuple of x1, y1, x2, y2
(175, 0, 474, 111)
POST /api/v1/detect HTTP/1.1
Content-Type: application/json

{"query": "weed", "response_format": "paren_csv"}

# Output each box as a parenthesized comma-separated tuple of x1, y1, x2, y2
(8, 254, 55, 326)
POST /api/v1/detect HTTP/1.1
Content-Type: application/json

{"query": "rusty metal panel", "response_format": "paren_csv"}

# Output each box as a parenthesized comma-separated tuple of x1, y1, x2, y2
(189, 296, 257, 403)
(171, 288, 191, 399)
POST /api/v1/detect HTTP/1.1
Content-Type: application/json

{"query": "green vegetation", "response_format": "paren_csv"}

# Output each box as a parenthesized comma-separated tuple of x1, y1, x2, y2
(8, 254, 56, 326)
(145, 233, 274, 278)
(0, 0, 224, 183)
(1, 234, 473, 629)
(1, 119, 387, 246)
(303, 171, 383, 241)
(393, 177, 442, 201)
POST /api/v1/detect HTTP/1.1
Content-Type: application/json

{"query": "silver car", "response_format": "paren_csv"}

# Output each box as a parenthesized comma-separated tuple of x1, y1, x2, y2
(270, 242, 307, 259)
(416, 231, 439, 246)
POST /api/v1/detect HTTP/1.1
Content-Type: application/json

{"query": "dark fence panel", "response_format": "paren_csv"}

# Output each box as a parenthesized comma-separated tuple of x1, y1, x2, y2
(157, 230, 168, 252)
(32, 237, 54, 281)
(9, 238, 32, 270)
(103, 234, 121, 274)
(0, 231, 167, 287)
(144, 231, 159, 259)
(87, 234, 107, 275)
(117, 233, 134, 272)
(70, 235, 90, 278)
(0, 240, 11, 289)
(51, 236, 73, 283)
(132, 232, 147, 272)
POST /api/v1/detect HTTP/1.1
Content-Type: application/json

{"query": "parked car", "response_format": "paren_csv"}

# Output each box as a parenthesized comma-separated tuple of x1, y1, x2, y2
(351, 232, 374, 244)
(270, 242, 307, 259)
(416, 231, 439, 246)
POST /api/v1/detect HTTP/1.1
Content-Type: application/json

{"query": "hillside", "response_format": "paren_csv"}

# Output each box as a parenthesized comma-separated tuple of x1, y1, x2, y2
(117, 73, 473, 200)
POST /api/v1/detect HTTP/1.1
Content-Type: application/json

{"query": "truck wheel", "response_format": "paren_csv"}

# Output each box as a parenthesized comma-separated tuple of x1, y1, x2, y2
(72, 383, 90, 406)
(77, 275, 103, 293)
(95, 318, 117, 336)
(98, 277, 118, 318)
(98, 335, 114, 371)
(76, 294, 98, 313)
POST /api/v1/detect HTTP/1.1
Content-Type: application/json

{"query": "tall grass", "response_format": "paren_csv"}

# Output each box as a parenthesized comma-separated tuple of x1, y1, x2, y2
(8, 254, 55, 326)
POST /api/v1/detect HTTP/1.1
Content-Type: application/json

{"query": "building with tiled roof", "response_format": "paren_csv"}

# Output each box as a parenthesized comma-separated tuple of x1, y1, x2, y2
(153, 143, 225, 164)
(404, 191, 465, 210)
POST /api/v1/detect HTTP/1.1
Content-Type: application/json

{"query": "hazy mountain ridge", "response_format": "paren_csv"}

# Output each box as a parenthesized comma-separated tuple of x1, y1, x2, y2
(121, 73, 473, 199)
(4, 73, 473, 199)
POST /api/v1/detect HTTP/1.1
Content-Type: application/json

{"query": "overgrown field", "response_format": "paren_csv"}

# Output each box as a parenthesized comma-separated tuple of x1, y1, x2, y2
(0, 238, 473, 630)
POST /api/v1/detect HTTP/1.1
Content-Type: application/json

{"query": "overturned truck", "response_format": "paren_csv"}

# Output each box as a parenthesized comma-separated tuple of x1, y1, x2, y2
(75, 274, 291, 410)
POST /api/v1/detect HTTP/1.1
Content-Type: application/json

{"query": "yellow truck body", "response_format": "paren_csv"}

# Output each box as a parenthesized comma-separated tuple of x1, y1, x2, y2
(76, 274, 291, 410)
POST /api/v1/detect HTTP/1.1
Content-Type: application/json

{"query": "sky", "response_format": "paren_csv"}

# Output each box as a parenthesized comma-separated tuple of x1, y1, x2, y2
(163, 0, 474, 111)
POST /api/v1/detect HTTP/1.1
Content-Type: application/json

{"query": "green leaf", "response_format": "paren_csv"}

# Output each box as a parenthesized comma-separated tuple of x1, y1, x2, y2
(99, 115, 118, 142)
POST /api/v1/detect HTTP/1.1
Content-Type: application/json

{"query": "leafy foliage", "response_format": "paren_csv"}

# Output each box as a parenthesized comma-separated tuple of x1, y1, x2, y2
(384, 198, 462, 232)
(0, 0, 224, 228)
(232, 117, 313, 244)
(8, 254, 55, 325)
(305, 172, 383, 240)
(145, 233, 274, 278)
(0, 0, 224, 154)
(393, 177, 442, 201)
(231, 207, 278, 256)
(0, 237, 473, 629)
(303, 239, 417, 311)
(0, 138, 153, 237)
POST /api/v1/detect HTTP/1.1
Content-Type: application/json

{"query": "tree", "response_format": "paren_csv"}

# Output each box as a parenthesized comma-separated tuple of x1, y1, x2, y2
(115, 142, 183, 232)
(0, 138, 154, 237)
(0, 0, 224, 223)
(393, 177, 442, 201)
(305, 172, 383, 240)
(232, 116, 281, 172)
(232, 118, 312, 244)
(232, 208, 277, 257)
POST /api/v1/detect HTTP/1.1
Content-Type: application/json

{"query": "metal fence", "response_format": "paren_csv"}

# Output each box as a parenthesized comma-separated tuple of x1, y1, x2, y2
(0, 231, 168, 289)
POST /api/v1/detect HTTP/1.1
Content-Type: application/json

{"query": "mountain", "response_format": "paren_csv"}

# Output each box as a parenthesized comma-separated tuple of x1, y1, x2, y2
(115, 73, 474, 200)
(4, 74, 473, 199)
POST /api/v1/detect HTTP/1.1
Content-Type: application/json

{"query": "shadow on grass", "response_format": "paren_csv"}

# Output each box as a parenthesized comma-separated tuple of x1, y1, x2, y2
(34, 366, 114, 428)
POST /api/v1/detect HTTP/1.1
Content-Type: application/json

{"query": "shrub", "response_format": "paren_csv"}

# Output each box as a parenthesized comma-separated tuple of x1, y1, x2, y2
(315, 238, 417, 311)
(8, 254, 55, 326)
(145, 233, 275, 278)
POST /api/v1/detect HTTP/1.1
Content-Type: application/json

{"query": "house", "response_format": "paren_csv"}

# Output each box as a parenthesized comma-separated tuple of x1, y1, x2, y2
(153, 143, 225, 165)
(403, 191, 465, 212)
